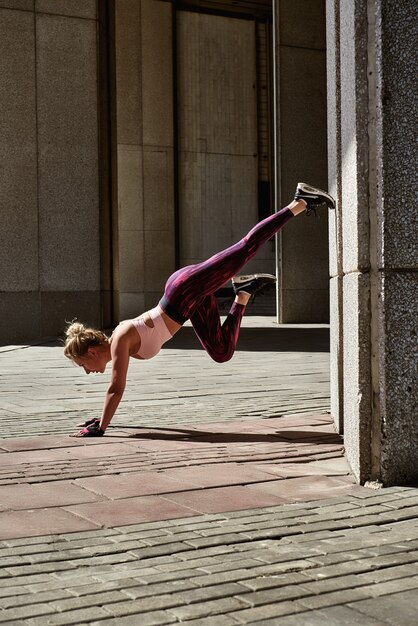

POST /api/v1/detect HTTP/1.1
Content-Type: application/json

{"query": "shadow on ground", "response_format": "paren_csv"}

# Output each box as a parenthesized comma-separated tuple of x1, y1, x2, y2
(107, 425, 342, 445)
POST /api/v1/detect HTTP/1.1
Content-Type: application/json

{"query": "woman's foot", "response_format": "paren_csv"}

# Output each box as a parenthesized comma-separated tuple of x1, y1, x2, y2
(232, 274, 277, 303)
(294, 182, 336, 213)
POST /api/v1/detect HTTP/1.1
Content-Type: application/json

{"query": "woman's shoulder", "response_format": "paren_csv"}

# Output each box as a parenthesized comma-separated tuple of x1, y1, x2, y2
(110, 320, 135, 343)
(110, 319, 142, 354)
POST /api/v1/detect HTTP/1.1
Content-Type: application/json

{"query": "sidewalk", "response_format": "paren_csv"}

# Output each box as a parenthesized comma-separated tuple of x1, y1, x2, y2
(0, 318, 417, 625)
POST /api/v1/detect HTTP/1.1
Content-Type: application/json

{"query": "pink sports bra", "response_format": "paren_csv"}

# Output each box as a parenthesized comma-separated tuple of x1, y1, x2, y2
(129, 305, 173, 360)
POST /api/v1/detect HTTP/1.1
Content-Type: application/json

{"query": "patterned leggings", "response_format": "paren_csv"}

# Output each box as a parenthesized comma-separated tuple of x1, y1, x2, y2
(159, 207, 294, 362)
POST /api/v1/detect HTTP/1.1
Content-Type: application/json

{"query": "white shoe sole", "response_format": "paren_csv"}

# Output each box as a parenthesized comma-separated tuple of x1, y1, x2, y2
(232, 273, 276, 285)
(297, 182, 335, 209)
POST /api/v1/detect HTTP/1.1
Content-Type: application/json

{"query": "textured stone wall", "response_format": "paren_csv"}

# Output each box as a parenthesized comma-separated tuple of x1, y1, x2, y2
(0, 0, 100, 343)
(327, 0, 374, 483)
(375, 0, 418, 484)
(327, 0, 418, 485)
(326, 0, 343, 433)
(114, 0, 175, 319)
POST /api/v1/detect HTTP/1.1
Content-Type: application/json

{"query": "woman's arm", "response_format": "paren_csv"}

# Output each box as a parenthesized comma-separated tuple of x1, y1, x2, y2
(99, 333, 130, 432)
(71, 330, 131, 437)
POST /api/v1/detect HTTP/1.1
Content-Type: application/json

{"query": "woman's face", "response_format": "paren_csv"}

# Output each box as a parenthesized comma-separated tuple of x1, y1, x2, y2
(74, 347, 108, 374)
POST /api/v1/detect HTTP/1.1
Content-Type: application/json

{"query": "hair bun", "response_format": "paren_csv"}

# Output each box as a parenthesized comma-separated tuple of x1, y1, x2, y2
(65, 321, 85, 339)
(63, 321, 108, 360)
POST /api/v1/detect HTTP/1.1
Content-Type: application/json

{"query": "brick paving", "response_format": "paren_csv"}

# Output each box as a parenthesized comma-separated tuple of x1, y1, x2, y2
(0, 318, 330, 439)
(1, 492, 418, 625)
(0, 317, 417, 625)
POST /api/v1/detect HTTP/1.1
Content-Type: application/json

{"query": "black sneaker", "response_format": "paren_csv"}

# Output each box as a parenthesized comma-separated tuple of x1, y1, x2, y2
(294, 182, 336, 214)
(232, 273, 277, 301)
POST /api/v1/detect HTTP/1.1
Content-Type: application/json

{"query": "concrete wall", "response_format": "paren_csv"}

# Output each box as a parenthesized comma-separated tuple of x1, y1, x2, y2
(0, 0, 100, 343)
(114, 0, 175, 319)
(277, 0, 329, 323)
(177, 11, 272, 274)
(327, 0, 418, 485)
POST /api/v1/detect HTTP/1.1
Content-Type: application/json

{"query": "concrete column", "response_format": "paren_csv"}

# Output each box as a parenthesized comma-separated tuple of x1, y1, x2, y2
(0, 1, 100, 343)
(327, 0, 373, 483)
(326, 0, 343, 433)
(115, 0, 175, 319)
(374, 0, 418, 484)
(327, 0, 418, 485)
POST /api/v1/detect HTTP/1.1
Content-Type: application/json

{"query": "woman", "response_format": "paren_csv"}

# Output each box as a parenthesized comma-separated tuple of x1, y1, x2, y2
(64, 183, 335, 437)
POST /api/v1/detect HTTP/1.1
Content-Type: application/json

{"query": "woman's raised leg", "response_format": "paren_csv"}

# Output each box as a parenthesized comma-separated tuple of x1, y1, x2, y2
(160, 204, 296, 324)
(159, 183, 335, 362)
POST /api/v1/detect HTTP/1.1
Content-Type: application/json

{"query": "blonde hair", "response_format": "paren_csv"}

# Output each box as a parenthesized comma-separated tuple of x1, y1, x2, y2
(64, 321, 108, 360)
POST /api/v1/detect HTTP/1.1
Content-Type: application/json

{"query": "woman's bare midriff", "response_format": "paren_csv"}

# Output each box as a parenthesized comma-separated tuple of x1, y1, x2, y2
(141, 310, 182, 337)
(159, 311, 182, 336)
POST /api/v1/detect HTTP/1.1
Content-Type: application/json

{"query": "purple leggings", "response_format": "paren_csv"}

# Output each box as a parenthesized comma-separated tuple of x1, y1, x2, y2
(159, 207, 294, 362)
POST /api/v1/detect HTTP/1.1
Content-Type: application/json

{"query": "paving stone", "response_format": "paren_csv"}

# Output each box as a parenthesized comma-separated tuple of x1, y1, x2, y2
(302, 551, 418, 580)
(0, 585, 31, 599)
(134, 530, 200, 546)
(359, 542, 415, 557)
(356, 563, 418, 583)
(0, 603, 56, 622)
(0, 510, 100, 541)
(125, 541, 195, 559)
(347, 589, 418, 625)
(295, 574, 365, 594)
(6, 562, 78, 576)
(0, 589, 72, 609)
(253, 605, 388, 625)
(63, 578, 149, 597)
(237, 584, 311, 607)
(184, 533, 257, 549)
(239, 573, 309, 591)
(87, 567, 161, 582)
(74, 470, 200, 499)
(119, 579, 198, 600)
(169, 616, 238, 626)
(357, 575, 418, 597)
(49, 591, 129, 612)
(307, 550, 374, 566)
(229, 600, 304, 623)
(133, 568, 205, 586)
(189, 560, 315, 588)
(296, 588, 370, 610)
(193, 558, 263, 574)
(313, 606, 389, 626)
(64, 496, 199, 526)
(23, 575, 98, 593)
(89, 612, 177, 625)
(162, 485, 287, 514)
(177, 544, 243, 560)
(0, 481, 104, 511)
(166, 596, 246, 621)
(24, 606, 114, 625)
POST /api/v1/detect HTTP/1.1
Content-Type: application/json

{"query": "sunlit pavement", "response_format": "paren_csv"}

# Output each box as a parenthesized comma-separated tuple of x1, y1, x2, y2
(0, 318, 417, 625)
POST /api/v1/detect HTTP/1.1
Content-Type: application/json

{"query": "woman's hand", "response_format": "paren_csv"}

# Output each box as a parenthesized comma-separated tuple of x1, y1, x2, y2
(77, 418, 100, 428)
(70, 421, 105, 437)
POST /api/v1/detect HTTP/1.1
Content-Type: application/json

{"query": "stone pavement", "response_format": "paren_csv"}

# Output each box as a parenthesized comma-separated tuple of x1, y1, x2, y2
(0, 318, 331, 439)
(0, 317, 417, 625)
